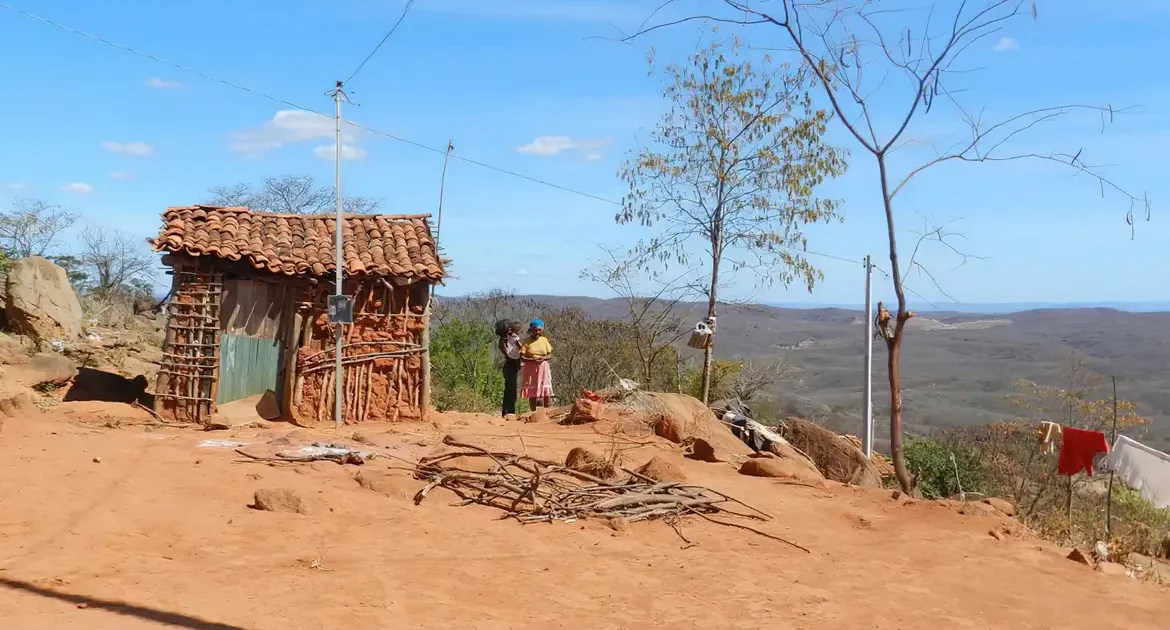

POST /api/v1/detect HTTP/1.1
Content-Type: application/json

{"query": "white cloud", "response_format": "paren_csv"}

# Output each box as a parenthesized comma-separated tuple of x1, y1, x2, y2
(61, 182, 94, 195)
(5, 182, 27, 191)
(993, 37, 1019, 52)
(110, 171, 133, 180)
(232, 110, 357, 157)
(145, 77, 185, 90)
(516, 268, 529, 276)
(313, 143, 368, 161)
(518, 136, 578, 156)
(517, 135, 611, 159)
(101, 141, 154, 156)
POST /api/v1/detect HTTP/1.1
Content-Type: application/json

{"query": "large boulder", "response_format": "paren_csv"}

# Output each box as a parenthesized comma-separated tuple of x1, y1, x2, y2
(643, 392, 754, 459)
(4, 256, 83, 343)
(783, 419, 883, 488)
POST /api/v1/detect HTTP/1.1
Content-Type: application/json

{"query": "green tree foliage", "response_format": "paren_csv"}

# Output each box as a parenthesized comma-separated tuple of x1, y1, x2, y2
(903, 436, 986, 499)
(429, 318, 505, 413)
(617, 34, 847, 403)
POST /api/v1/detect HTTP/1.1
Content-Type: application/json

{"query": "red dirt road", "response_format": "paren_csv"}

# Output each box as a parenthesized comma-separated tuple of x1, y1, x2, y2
(1, 404, 1166, 629)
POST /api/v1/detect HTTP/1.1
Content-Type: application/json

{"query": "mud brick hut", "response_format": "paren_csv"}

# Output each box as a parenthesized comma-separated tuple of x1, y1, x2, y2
(150, 205, 445, 426)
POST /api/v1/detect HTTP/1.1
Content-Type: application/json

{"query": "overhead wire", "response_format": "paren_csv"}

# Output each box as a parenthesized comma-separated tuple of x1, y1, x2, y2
(3, 2, 921, 295)
(0, 2, 620, 206)
(341, 0, 416, 87)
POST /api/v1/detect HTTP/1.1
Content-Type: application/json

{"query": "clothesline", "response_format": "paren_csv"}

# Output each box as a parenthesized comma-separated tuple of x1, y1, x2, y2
(1035, 419, 1170, 509)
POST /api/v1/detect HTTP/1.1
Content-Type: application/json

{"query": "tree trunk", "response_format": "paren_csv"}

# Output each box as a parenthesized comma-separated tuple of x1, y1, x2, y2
(878, 153, 914, 493)
(699, 247, 720, 404)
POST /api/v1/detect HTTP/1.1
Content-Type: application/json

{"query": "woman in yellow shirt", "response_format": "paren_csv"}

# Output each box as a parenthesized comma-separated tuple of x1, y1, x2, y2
(520, 318, 554, 409)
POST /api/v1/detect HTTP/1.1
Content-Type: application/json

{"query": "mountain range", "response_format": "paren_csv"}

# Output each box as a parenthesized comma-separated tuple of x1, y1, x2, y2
(512, 295, 1170, 453)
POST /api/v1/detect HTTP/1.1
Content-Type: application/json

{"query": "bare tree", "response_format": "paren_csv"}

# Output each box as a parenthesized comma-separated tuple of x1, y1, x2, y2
(79, 226, 156, 296)
(629, 1, 1149, 491)
(584, 250, 692, 387)
(205, 175, 382, 214)
(0, 199, 78, 258)
(617, 35, 848, 404)
(730, 357, 796, 402)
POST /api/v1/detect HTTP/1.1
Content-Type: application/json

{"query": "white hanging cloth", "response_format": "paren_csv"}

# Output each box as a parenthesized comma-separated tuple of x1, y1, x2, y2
(1103, 435, 1170, 509)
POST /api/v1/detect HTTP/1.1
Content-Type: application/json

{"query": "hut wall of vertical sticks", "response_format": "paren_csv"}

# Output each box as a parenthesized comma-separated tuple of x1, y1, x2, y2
(149, 205, 445, 426)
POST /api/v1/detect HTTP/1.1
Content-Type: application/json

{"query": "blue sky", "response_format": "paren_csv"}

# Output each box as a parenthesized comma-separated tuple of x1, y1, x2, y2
(0, 0, 1166, 306)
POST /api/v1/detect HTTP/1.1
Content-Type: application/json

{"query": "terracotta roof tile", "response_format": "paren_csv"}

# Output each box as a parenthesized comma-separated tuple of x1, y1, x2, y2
(152, 205, 445, 281)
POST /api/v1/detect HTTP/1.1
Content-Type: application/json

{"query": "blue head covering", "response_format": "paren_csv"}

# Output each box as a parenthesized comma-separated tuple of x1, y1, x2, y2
(530, 318, 545, 329)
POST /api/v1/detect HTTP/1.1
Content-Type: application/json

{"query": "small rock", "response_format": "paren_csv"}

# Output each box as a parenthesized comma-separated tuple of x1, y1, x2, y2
(738, 458, 824, 484)
(958, 501, 999, 517)
(565, 447, 616, 479)
(529, 408, 549, 423)
(1067, 548, 1091, 565)
(204, 417, 232, 431)
(92, 456, 101, 463)
(1125, 552, 1153, 569)
(989, 521, 1027, 540)
(635, 456, 687, 482)
(252, 488, 307, 514)
(981, 497, 1016, 516)
(1096, 561, 1129, 577)
(891, 490, 905, 501)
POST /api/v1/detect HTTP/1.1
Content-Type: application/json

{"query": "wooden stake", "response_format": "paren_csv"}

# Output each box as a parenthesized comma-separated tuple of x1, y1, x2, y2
(1106, 375, 1119, 539)
(420, 299, 431, 421)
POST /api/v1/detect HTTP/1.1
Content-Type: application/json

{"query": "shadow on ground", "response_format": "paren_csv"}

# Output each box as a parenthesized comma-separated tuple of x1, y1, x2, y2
(63, 367, 153, 408)
(0, 577, 248, 630)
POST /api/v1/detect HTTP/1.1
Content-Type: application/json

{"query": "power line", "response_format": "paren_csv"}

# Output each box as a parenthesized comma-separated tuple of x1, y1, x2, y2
(0, 3, 903, 270)
(869, 263, 944, 310)
(0, 3, 620, 206)
(342, 0, 416, 87)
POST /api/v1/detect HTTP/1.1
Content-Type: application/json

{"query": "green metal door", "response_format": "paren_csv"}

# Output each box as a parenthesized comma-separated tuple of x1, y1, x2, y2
(217, 333, 283, 404)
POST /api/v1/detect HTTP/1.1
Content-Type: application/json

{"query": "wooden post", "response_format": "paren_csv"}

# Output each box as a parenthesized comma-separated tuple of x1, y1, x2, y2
(281, 309, 304, 420)
(419, 296, 432, 422)
(153, 272, 180, 415)
(1106, 375, 1119, 539)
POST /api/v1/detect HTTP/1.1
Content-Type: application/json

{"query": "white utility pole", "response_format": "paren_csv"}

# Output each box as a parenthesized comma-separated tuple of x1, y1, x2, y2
(862, 255, 874, 457)
(333, 81, 345, 429)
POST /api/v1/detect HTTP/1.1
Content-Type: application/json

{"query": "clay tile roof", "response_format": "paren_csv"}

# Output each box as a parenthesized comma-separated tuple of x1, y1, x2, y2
(152, 205, 445, 281)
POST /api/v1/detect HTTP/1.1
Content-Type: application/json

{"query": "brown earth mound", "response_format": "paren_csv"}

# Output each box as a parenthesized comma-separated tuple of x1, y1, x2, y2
(642, 392, 753, 460)
(784, 419, 883, 488)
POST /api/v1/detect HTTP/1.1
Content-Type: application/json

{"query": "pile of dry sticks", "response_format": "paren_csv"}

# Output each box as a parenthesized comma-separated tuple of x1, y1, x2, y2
(409, 437, 808, 552)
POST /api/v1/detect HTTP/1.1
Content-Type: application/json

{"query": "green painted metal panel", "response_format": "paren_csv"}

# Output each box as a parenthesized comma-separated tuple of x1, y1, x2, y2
(218, 333, 283, 404)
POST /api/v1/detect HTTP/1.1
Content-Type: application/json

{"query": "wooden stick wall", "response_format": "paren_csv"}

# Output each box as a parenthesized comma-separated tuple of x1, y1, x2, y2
(291, 278, 429, 426)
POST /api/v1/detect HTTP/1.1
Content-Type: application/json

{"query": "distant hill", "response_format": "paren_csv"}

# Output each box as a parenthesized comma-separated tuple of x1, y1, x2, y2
(455, 294, 1170, 453)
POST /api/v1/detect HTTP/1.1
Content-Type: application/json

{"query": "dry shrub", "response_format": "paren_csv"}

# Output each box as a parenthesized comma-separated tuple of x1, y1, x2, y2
(942, 423, 1170, 559)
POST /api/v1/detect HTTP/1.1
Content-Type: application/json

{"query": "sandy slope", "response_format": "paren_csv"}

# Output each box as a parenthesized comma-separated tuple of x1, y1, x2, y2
(0, 404, 1166, 629)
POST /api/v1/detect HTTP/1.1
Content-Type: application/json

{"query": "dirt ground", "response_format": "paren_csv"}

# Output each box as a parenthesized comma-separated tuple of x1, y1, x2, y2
(1, 403, 1167, 629)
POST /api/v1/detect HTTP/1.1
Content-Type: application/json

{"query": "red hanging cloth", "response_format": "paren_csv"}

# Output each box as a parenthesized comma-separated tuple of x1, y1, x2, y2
(1057, 426, 1109, 476)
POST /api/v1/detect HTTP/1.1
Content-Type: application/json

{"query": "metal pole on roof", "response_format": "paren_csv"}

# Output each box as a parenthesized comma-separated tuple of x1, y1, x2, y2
(333, 81, 345, 429)
(862, 255, 874, 458)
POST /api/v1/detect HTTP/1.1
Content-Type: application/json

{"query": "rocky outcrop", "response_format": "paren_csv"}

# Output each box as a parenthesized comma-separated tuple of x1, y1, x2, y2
(4, 256, 83, 343)
(783, 419, 884, 488)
